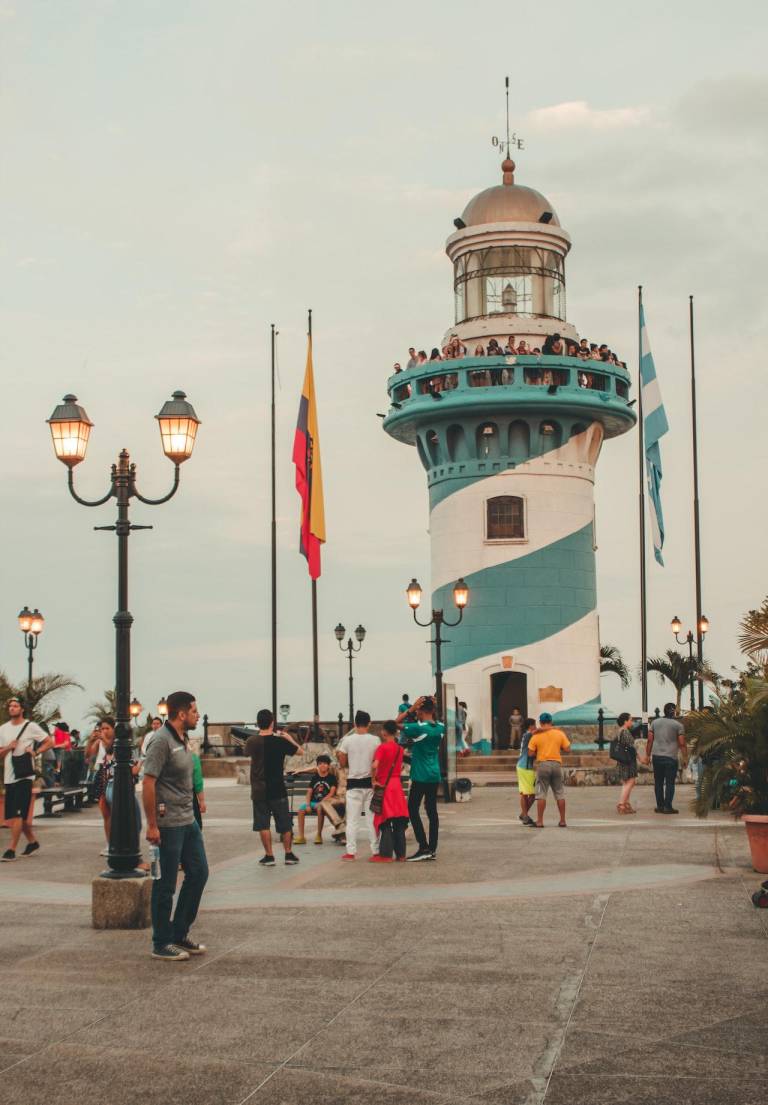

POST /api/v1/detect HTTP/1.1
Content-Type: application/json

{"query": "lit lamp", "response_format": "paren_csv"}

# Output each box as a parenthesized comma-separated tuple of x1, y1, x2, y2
(453, 578, 469, 610)
(46, 389, 201, 885)
(671, 615, 682, 636)
(671, 614, 710, 712)
(404, 576, 470, 722)
(699, 616, 709, 636)
(18, 605, 44, 691)
(46, 394, 93, 467)
(155, 390, 201, 464)
(407, 579, 422, 610)
(157, 697, 168, 718)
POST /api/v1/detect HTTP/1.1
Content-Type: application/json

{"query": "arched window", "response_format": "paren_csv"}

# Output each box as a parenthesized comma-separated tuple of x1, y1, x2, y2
(476, 422, 500, 458)
(486, 495, 525, 541)
(425, 430, 440, 466)
(508, 420, 530, 462)
(446, 424, 468, 461)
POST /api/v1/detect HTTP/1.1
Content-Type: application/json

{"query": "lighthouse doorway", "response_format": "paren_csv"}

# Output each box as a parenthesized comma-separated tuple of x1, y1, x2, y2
(491, 672, 528, 750)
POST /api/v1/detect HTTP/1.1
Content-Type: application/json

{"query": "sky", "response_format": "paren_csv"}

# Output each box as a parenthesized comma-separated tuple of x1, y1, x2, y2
(1, 0, 766, 729)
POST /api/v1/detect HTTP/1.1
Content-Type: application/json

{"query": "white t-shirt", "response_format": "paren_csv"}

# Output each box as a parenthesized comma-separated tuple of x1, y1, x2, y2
(337, 730, 380, 780)
(0, 719, 48, 784)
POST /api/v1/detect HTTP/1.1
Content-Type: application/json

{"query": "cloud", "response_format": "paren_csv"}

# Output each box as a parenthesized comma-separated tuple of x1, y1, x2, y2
(527, 101, 651, 131)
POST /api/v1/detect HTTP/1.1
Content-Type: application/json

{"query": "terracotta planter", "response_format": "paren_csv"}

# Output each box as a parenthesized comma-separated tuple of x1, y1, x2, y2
(743, 814, 768, 873)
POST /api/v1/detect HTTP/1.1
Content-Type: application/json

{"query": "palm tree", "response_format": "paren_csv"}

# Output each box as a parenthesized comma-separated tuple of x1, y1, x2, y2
(86, 690, 116, 726)
(0, 669, 83, 727)
(690, 674, 768, 817)
(646, 649, 701, 712)
(600, 644, 631, 689)
(738, 597, 768, 661)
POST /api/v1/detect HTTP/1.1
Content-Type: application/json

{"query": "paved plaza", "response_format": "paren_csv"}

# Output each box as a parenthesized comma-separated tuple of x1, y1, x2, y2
(0, 781, 766, 1105)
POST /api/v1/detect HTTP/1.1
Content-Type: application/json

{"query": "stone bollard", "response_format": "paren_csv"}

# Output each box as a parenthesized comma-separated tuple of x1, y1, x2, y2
(92, 876, 152, 930)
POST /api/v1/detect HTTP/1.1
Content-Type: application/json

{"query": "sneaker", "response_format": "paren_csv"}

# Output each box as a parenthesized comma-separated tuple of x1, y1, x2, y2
(293, 836, 307, 845)
(406, 849, 432, 862)
(654, 807, 666, 814)
(664, 807, 679, 814)
(314, 834, 323, 845)
(151, 944, 190, 962)
(521, 816, 535, 826)
(174, 937, 206, 955)
(259, 854, 276, 867)
(284, 852, 300, 865)
(334, 835, 347, 847)
(100, 848, 110, 857)
(427, 851, 437, 860)
(341, 853, 356, 861)
(368, 855, 393, 863)
(22, 841, 40, 858)
(1, 849, 16, 862)
(331, 825, 346, 839)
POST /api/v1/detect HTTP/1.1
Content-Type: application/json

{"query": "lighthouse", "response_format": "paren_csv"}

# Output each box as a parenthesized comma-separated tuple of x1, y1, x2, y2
(383, 157, 636, 750)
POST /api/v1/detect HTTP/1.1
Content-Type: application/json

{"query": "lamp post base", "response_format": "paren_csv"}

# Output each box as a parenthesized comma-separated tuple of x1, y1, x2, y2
(92, 874, 151, 930)
(99, 866, 148, 880)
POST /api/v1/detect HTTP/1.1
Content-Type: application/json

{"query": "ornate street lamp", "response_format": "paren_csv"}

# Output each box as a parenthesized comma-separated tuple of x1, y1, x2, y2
(47, 390, 200, 879)
(18, 605, 44, 694)
(279, 704, 291, 723)
(129, 697, 143, 724)
(335, 622, 366, 726)
(405, 578, 469, 719)
(671, 615, 709, 712)
(157, 696, 168, 719)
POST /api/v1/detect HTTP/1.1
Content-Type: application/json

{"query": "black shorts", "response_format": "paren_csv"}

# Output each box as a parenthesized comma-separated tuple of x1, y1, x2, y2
(252, 797, 292, 834)
(5, 779, 33, 821)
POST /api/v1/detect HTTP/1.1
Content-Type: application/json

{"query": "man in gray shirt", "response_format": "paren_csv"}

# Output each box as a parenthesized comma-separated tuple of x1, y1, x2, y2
(645, 702, 687, 814)
(143, 691, 209, 961)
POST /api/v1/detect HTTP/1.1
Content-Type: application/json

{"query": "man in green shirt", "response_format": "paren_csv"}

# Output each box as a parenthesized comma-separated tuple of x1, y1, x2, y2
(397, 695, 444, 862)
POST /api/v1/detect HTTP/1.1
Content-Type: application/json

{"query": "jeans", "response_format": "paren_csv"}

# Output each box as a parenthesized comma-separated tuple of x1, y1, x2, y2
(344, 787, 378, 856)
(151, 820, 209, 948)
(652, 756, 678, 810)
(379, 817, 408, 859)
(408, 781, 439, 853)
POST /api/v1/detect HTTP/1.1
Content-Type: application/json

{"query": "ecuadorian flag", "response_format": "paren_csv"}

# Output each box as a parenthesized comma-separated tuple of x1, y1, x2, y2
(640, 304, 669, 566)
(292, 337, 325, 579)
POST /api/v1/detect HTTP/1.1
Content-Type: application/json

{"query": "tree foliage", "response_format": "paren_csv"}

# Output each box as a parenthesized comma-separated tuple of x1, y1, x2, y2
(599, 644, 631, 689)
(0, 669, 83, 727)
(646, 649, 702, 711)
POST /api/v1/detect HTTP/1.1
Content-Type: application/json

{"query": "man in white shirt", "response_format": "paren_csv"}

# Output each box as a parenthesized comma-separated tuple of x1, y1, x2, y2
(336, 710, 380, 860)
(0, 696, 54, 861)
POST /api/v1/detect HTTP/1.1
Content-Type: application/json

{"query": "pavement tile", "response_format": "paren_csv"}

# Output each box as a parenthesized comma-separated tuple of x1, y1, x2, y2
(556, 1030, 768, 1078)
(253, 1066, 452, 1104)
(0, 1043, 273, 1105)
(542, 1073, 764, 1105)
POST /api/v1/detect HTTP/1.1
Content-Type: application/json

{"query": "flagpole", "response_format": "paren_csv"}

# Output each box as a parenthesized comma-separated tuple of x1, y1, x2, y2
(638, 285, 648, 716)
(270, 323, 278, 722)
(689, 295, 704, 707)
(308, 308, 320, 737)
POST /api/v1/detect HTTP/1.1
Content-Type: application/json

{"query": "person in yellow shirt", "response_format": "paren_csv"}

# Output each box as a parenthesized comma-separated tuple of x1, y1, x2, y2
(525, 713, 571, 828)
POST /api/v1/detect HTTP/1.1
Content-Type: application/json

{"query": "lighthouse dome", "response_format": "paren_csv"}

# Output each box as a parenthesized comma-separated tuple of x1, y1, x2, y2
(460, 158, 560, 227)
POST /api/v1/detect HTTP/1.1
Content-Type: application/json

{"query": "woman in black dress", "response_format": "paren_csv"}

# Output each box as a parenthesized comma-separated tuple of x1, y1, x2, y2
(615, 712, 638, 814)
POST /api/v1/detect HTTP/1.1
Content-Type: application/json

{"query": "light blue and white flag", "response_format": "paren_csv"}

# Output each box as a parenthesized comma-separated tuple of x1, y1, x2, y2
(639, 304, 669, 565)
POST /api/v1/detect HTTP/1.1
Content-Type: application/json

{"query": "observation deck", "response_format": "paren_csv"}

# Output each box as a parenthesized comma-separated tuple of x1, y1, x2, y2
(383, 356, 636, 507)
(383, 356, 635, 444)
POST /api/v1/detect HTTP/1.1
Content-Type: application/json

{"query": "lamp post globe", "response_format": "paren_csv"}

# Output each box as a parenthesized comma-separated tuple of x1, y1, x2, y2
(354, 624, 366, 643)
(406, 579, 422, 610)
(157, 697, 168, 719)
(46, 395, 93, 467)
(334, 623, 346, 642)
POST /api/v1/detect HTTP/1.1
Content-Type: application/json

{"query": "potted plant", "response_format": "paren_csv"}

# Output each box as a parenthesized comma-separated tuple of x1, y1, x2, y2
(690, 600, 768, 872)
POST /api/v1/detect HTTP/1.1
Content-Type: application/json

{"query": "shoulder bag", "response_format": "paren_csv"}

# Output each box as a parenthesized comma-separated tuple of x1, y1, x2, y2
(609, 735, 633, 765)
(370, 746, 401, 815)
(11, 722, 35, 779)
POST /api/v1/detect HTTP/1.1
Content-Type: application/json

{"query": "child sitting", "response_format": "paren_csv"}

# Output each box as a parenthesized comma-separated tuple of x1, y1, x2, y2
(294, 755, 338, 844)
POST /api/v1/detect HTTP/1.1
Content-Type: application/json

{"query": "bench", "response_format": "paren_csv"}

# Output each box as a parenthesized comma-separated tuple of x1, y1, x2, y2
(38, 785, 89, 818)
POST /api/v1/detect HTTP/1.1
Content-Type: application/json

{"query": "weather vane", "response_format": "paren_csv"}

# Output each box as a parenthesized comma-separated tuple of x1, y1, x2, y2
(491, 76, 524, 156)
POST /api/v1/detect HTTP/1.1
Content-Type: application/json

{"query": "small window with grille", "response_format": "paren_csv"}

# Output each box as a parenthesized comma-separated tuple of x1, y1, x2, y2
(486, 495, 525, 541)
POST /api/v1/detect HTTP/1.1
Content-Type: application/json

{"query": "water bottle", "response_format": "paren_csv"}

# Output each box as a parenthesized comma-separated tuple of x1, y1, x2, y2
(149, 844, 161, 880)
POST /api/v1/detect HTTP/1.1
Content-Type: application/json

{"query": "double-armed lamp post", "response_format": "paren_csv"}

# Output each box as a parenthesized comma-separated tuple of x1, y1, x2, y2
(405, 577, 469, 719)
(671, 614, 709, 712)
(334, 623, 366, 726)
(46, 391, 200, 878)
(17, 606, 45, 695)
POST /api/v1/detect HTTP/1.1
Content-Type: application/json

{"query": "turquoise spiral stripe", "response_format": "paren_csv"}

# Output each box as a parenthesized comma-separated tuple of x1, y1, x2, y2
(431, 523, 596, 671)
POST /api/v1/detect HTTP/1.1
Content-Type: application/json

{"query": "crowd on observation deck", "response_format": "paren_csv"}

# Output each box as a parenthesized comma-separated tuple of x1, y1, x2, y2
(393, 332, 627, 373)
